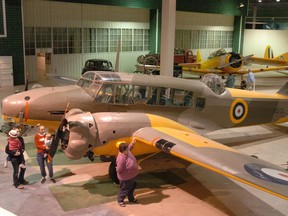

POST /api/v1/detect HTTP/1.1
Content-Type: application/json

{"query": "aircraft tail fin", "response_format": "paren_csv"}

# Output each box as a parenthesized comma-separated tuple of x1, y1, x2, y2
(264, 45, 274, 59)
(277, 82, 288, 96)
(196, 50, 202, 63)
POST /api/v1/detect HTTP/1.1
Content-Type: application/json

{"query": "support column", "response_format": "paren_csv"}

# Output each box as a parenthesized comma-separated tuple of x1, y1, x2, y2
(159, 0, 176, 77)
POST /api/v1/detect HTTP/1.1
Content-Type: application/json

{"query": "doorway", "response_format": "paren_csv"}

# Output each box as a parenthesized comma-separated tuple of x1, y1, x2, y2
(36, 49, 52, 82)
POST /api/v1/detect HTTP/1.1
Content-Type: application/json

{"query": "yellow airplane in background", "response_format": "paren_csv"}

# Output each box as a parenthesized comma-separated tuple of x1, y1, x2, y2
(250, 45, 288, 66)
(178, 48, 288, 75)
(2, 71, 288, 201)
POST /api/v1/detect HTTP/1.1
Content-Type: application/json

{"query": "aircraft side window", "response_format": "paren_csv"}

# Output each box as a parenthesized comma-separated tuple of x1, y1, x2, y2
(133, 85, 149, 104)
(172, 89, 185, 106)
(161, 88, 172, 105)
(195, 97, 205, 111)
(76, 79, 84, 87)
(89, 83, 101, 98)
(95, 84, 113, 103)
(184, 91, 193, 106)
(147, 87, 158, 105)
(113, 84, 134, 104)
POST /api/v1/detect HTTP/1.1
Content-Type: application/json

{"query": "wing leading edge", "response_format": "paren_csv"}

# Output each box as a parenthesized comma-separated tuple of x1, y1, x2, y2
(133, 127, 288, 200)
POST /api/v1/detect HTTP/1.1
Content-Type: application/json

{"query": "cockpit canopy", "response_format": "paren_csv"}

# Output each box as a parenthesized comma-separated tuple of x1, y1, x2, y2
(201, 73, 225, 95)
(208, 49, 227, 59)
(76, 71, 196, 108)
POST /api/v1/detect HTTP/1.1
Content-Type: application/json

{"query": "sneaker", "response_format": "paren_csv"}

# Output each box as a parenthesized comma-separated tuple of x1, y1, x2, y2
(118, 202, 125, 207)
(41, 178, 46, 184)
(4, 160, 8, 168)
(50, 178, 56, 183)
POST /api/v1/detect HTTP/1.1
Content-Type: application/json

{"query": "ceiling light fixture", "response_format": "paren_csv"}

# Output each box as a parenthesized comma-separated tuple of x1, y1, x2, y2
(239, 3, 244, 8)
(258, 0, 262, 2)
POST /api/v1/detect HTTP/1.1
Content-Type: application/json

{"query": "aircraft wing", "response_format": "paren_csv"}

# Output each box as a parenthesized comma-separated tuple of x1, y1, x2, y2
(184, 66, 288, 75)
(133, 127, 288, 200)
(249, 57, 288, 66)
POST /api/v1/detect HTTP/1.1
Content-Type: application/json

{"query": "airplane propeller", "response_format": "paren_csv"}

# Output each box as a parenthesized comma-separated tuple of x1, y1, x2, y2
(47, 103, 70, 162)
(218, 54, 253, 69)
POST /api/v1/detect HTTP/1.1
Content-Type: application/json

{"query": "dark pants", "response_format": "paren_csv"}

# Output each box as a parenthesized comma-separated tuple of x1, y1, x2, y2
(10, 157, 26, 187)
(118, 177, 136, 202)
(37, 153, 53, 178)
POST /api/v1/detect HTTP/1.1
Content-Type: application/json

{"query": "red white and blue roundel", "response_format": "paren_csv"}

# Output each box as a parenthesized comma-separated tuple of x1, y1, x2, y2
(230, 98, 248, 124)
(244, 163, 288, 185)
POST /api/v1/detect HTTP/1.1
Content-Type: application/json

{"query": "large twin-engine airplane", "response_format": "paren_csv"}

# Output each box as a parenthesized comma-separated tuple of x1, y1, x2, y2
(2, 71, 288, 200)
(178, 48, 288, 75)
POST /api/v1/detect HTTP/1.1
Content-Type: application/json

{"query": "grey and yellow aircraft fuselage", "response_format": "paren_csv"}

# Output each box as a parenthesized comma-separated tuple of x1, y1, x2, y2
(2, 71, 288, 132)
(2, 71, 288, 200)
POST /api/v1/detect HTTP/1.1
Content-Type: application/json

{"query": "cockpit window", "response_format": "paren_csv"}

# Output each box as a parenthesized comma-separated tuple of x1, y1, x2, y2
(95, 83, 114, 103)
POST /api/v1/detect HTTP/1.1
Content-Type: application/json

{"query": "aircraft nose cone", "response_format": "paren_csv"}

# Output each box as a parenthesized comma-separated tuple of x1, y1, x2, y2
(1, 94, 27, 120)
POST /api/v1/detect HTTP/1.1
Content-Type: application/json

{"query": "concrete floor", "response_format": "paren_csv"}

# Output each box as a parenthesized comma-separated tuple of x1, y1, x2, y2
(0, 75, 288, 216)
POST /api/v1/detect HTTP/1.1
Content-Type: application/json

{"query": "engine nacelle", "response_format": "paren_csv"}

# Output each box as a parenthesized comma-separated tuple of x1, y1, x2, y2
(61, 109, 151, 159)
(61, 109, 97, 159)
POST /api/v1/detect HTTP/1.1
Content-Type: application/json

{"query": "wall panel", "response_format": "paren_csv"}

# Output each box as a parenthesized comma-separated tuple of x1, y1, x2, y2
(243, 30, 288, 57)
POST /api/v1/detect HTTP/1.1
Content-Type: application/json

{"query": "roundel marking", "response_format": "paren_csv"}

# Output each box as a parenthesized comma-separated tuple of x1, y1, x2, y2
(230, 98, 248, 124)
(244, 163, 288, 185)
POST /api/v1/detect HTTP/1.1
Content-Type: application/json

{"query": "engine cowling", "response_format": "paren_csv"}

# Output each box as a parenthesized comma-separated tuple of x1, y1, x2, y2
(60, 109, 151, 159)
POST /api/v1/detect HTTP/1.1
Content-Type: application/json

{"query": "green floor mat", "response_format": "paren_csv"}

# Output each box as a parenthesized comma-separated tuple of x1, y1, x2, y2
(49, 170, 186, 211)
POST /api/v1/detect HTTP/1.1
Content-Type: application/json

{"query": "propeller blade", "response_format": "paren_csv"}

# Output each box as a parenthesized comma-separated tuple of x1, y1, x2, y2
(218, 54, 253, 69)
(48, 102, 70, 162)
(47, 118, 67, 161)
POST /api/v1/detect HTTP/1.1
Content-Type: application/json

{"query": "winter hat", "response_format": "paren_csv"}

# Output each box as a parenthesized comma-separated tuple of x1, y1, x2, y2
(8, 130, 18, 138)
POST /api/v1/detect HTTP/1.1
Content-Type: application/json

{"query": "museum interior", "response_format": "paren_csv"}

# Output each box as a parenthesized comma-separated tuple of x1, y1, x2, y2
(1, 0, 288, 216)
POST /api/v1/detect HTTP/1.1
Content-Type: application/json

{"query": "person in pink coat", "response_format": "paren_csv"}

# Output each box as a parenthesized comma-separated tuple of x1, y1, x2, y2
(116, 138, 138, 207)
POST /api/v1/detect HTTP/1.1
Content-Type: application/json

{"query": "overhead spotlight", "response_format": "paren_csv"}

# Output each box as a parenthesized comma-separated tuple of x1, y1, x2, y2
(258, 0, 262, 2)
(239, 3, 244, 8)
(276, 0, 280, 2)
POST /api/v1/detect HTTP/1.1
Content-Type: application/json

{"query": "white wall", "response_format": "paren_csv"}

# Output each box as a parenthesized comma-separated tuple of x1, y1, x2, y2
(23, 0, 150, 81)
(243, 30, 288, 57)
(176, 11, 234, 60)
(23, 0, 236, 81)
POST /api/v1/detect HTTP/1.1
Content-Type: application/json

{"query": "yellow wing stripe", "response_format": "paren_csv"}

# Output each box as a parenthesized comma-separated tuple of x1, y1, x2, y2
(171, 151, 288, 200)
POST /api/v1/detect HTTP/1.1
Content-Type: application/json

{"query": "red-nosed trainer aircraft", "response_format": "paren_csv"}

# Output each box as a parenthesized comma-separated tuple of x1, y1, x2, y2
(2, 71, 288, 200)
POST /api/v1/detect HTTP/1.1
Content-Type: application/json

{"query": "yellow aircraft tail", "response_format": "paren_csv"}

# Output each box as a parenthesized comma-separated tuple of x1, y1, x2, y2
(264, 45, 274, 59)
(264, 45, 288, 61)
(196, 50, 202, 63)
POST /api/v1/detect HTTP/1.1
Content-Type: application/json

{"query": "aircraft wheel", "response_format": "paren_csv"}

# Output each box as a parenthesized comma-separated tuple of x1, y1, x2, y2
(109, 159, 119, 185)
